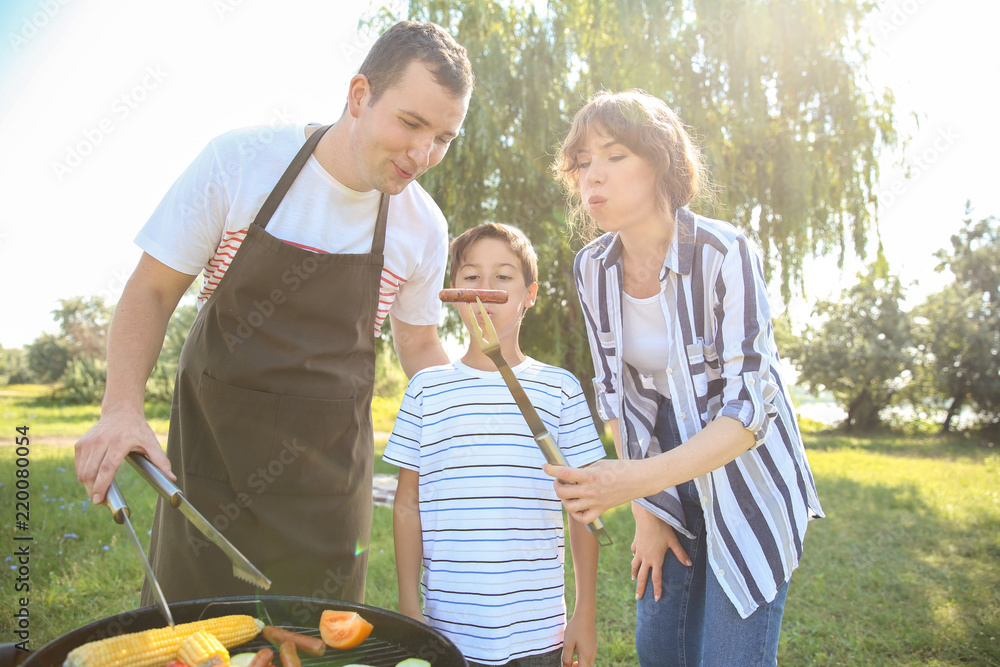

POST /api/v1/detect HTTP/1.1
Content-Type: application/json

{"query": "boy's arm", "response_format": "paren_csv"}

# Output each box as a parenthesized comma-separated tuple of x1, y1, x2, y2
(563, 516, 599, 667)
(393, 467, 426, 623)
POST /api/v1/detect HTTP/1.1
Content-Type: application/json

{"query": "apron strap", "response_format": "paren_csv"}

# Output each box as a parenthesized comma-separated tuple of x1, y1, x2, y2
(253, 124, 332, 230)
(371, 192, 390, 256)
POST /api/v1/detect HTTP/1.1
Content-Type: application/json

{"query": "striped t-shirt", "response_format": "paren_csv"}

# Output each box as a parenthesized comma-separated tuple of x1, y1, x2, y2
(383, 358, 606, 665)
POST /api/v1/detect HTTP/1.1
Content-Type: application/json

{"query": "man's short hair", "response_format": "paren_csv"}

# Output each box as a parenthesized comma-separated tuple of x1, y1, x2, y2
(359, 21, 475, 104)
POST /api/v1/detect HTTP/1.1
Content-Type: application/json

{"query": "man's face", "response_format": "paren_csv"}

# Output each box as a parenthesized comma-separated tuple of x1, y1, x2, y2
(348, 59, 470, 194)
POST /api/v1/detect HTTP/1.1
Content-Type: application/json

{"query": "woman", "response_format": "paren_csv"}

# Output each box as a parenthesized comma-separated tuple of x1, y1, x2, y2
(545, 89, 823, 666)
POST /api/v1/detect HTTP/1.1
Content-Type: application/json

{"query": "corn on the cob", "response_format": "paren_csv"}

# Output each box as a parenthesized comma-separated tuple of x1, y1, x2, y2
(178, 630, 230, 666)
(62, 614, 262, 667)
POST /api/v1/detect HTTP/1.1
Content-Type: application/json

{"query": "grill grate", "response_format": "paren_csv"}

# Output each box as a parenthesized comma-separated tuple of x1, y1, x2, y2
(233, 625, 418, 667)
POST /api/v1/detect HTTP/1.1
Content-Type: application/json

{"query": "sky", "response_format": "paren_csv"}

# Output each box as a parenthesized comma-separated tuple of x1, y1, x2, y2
(1, 0, 998, 348)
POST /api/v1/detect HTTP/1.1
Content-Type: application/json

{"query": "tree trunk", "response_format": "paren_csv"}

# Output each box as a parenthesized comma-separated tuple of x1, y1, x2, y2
(844, 388, 870, 433)
(941, 395, 964, 433)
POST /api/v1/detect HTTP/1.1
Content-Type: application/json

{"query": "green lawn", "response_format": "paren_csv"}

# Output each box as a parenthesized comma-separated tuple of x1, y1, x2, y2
(1, 388, 998, 665)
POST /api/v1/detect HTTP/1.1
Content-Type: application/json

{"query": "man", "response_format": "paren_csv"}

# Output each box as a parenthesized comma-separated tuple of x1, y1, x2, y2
(74, 20, 474, 604)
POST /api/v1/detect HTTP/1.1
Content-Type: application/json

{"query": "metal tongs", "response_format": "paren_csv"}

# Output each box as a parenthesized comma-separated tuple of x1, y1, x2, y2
(106, 477, 175, 626)
(467, 298, 613, 547)
(106, 453, 272, 614)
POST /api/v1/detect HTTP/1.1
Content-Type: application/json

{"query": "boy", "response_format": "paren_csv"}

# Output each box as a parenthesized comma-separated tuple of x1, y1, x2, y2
(384, 223, 604, 667)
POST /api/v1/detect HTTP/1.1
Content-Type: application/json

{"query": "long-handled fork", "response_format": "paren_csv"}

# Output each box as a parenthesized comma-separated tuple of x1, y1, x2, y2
(467, 297, 613, 547)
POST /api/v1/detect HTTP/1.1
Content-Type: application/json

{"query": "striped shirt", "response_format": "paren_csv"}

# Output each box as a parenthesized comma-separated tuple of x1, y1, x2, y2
(574, 207, 824, 619)
(383, 359, 606, 665)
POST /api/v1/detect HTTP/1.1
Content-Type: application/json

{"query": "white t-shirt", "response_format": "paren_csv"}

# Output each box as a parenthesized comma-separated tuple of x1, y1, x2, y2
(383, 358, 606, 665)
(135, 124, 448, 335)
(621, 291, 671, 398)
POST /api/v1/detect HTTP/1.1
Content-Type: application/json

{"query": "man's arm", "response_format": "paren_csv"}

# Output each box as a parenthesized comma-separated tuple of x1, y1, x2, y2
(389, 314, 448, 377)
(75, 252, 196, 504)
(393, 467, 426, 622)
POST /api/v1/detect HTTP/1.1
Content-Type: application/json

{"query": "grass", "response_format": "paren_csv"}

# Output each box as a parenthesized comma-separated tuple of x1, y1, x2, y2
(0, 385, 172, 438)
(0, 384, 400, 441)
(1, 387, 998, 665)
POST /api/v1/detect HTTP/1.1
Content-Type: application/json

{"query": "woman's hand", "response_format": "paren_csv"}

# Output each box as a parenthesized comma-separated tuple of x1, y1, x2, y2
(543, 459, 644, 523)
(631, 503, 691, 601)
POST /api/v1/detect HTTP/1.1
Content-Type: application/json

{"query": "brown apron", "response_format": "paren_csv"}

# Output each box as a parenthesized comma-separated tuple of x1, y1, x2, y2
(142, 125, 387, 604)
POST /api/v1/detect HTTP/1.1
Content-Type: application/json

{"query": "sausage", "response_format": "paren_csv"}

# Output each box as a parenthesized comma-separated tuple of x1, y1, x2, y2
(439, 288, 508, 304)
(263, 626, 325, 657)
(247, 648, 274, 667)
(279, 640, 301, 667)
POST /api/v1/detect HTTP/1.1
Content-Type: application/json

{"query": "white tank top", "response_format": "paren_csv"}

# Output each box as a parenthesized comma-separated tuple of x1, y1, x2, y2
(621, 291, 671, 398)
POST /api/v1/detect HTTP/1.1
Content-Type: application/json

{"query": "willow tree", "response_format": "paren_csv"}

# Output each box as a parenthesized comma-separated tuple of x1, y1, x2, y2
(369, 0, 896, 390)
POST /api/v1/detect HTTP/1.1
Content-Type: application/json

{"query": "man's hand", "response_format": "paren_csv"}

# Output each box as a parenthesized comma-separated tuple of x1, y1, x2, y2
(75, 409, 175, 504)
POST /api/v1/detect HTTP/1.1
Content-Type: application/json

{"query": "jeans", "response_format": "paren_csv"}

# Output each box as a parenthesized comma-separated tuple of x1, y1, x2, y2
(635, 399, 788, 667)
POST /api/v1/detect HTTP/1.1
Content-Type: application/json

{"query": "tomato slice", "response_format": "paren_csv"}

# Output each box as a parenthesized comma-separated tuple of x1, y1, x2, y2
(319, 610, 374, 649)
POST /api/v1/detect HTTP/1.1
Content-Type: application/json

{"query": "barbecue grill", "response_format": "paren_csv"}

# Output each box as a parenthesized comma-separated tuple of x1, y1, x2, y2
(18, 596, 467, 667)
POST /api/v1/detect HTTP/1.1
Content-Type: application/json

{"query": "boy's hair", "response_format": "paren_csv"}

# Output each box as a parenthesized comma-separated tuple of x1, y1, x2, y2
(552, 89, 713, 239)
(358, 21, 475, 105)
(449, 223, 538, 288)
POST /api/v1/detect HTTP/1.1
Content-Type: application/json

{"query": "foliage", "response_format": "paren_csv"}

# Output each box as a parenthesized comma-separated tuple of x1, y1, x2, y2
(771, 311, 796, 363)
(788, 265, 913, 431)
(910, 205, 1000, 430)
(57, 356, 109, 405)
(366, 0, 896, 392)
(25, 332, 71, 383)
(145, 303, 198, 403)
(52, 295, 113, 359)
(374, 343, 409, 398)
(23, 296, 114, 397)
(0, 345, 32, 385)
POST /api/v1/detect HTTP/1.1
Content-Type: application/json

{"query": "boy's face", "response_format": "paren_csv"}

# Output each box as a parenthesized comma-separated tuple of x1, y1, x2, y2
(452, 238, 537, 341)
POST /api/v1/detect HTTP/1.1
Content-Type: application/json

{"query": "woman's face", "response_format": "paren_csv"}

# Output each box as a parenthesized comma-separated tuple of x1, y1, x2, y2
(575, 127, 661, 235)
